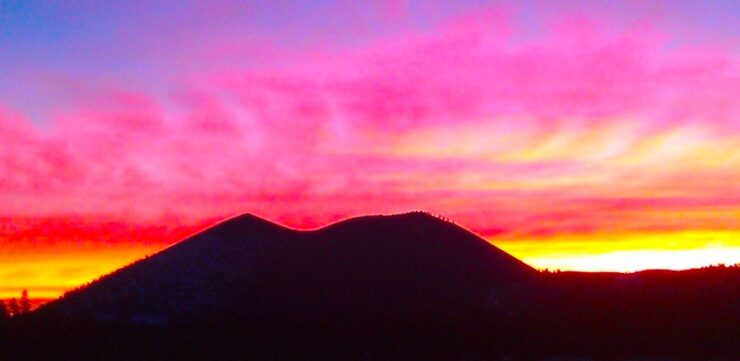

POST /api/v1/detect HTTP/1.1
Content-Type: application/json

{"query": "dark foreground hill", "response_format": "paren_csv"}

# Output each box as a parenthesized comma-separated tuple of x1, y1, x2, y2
(1, 212, 738, 360)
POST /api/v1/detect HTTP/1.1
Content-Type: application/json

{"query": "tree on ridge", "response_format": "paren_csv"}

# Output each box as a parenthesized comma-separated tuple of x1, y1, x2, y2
(20, 289, 31, 315)
(0, 299, 8, 319)
(7, 298, 20, 317)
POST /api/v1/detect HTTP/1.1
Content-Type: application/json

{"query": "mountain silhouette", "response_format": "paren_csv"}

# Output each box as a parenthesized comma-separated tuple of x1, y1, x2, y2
(24, 212, 538, 358)
(45, 212, 534, 323)
(5, 212, 739, 360)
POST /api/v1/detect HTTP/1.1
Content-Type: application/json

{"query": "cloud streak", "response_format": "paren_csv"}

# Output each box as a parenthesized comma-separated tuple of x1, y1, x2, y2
(0, 3, 738, 293)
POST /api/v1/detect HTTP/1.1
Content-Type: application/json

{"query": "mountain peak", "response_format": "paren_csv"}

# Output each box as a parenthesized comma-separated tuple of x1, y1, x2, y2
(219, 212, 276, 226)
(197, 212, 288, 238)
(43, 211, 535, 326)
(323, 211, 454, 229)
(392, 210, 450, 222)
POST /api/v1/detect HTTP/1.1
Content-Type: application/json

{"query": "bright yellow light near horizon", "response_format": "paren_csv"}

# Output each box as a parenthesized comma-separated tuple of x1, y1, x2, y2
(0, 245, 160, 300)
(495, 230, 740, 272)
(521, 247, 740, 273)
(3, 230, 739, 300)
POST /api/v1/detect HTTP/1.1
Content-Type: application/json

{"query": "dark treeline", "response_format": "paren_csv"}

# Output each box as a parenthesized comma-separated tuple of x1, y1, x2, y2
(1, 214, 738, 360)
(0, 289, 32, 319)
(1, 265, 738, 361)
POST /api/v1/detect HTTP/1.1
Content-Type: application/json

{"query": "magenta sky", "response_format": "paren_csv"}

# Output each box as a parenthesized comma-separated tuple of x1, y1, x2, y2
(0, 1, 739, 297)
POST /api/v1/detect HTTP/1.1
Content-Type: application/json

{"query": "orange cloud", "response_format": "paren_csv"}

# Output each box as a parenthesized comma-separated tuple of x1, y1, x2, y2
(0, 7, 738, 297)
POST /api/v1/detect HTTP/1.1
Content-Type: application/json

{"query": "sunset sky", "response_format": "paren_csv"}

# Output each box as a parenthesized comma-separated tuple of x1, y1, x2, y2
(1, 0, 739, 299)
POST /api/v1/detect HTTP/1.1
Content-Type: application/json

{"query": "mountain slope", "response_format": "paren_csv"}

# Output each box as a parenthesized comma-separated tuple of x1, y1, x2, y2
(9, 212, 739, 360)
(40, 212, 535, 342)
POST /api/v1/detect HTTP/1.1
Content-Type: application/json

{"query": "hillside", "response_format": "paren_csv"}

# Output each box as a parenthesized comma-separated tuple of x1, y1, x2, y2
(2, 212, 738, 360)
(42, 212, 535, 324)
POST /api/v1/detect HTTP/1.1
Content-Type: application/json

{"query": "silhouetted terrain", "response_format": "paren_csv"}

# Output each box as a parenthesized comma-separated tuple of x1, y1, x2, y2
(1, 212, 738, 360)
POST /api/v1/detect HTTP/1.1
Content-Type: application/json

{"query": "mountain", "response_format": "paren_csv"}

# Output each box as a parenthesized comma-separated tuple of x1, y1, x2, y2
(24, 212, 536, 357)
(45, 212, 534, 322)
(4, 212, 739, 360)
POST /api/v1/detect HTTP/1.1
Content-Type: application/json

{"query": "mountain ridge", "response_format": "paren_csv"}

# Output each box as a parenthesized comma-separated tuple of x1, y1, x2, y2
(6, 212, 739, 360)
(39, 211, 535, 323)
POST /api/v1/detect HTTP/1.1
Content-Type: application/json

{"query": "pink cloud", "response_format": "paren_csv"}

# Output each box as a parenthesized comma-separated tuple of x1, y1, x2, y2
(0, 7, 737, 241)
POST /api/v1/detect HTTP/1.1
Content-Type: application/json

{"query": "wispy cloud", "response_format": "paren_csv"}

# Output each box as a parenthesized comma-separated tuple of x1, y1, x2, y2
(0, 3, 737, 285)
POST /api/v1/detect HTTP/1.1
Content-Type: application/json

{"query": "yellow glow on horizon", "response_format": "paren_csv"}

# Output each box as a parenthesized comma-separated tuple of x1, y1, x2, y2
(518, 247, 740, 273)
(0, 245, 159, 299)
(495, 230, 740, 272)
(3, 230, 739, 300)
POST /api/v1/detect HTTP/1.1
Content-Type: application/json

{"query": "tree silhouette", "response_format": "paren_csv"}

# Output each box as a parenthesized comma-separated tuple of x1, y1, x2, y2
(20, 289, 31, 314)
(7, 298, 20, 317)
(0, 299, 8, 319)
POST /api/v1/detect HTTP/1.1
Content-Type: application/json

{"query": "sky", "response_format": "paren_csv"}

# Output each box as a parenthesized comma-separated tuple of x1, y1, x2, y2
(1, 0, 739, 299)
